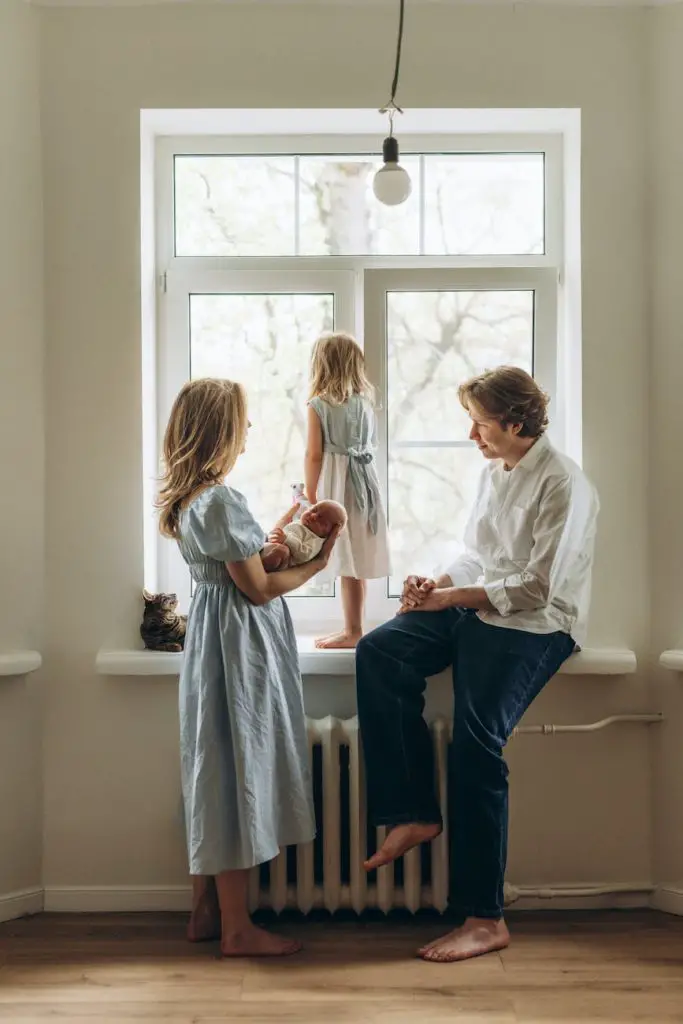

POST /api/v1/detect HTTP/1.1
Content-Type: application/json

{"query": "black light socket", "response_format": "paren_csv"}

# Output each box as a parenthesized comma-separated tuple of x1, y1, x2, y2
(382, 135, 400, 164)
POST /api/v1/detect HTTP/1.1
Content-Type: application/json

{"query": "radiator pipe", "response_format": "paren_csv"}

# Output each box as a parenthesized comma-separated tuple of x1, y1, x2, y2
(504, 881, 654, 903)
(511, 713, 662, 737)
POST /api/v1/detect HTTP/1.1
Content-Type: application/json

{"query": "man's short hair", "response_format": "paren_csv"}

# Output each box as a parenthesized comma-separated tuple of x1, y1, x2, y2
(458, 366, 550, 439)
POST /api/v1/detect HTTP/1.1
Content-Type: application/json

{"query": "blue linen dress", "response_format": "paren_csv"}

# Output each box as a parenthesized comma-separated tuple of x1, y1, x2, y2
(177, 484, 315, 875)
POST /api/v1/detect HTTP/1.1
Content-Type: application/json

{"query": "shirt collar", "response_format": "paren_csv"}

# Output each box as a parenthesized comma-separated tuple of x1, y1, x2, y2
(511, 432, 550, 472)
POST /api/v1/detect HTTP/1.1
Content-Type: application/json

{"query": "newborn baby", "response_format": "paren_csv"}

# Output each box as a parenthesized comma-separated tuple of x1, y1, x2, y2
(261, 500, 347, 572)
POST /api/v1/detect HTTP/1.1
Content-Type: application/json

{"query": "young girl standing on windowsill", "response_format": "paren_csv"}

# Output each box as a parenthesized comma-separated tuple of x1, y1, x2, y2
(306, 332, 390, 649)
(157, 378, 338, 957)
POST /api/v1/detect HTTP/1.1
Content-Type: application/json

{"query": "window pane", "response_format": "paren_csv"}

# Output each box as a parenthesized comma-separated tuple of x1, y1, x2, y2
(173, 152, 545, 257)
(388, 290, 534, 444)
(190, 292, 334, 596)
(298, 155, 420, 255)
(175, 156, 296, 256)
(388, 447, 483, 596)
(424, 154, 544, 255)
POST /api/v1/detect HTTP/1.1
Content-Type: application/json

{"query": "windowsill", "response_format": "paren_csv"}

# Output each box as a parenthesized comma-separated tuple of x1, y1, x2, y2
(660, 650, 683, 672)
(0, 651, 42, 677)
(96, 642, 637, 678)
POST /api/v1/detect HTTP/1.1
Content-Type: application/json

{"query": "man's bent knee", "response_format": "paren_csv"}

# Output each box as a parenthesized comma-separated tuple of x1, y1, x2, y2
(357, 620, 397, 662)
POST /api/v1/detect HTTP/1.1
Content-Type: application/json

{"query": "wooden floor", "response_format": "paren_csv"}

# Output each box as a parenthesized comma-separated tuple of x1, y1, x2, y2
(1, 910, 682, 1022)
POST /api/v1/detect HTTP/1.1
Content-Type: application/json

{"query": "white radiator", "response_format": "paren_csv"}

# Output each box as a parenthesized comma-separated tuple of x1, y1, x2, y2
(248, 711, 661, 916)
(248, 715, 450, 915)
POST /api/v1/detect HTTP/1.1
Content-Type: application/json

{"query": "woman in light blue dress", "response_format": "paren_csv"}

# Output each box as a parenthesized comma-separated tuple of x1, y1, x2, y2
(157, 378, 338, 958)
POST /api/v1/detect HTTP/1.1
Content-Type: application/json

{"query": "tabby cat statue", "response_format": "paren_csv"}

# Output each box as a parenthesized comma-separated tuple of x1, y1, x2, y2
(140, 590, 187, 652)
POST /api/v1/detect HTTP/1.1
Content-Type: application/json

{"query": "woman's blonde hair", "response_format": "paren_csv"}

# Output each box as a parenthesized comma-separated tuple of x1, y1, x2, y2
(309, 332, 374, 405)
(156, 378, 248, 539)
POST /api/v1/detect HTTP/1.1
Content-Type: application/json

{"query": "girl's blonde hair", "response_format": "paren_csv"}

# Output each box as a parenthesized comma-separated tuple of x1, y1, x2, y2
(156, 378, 248, 539)
(309, 332, 374, 405)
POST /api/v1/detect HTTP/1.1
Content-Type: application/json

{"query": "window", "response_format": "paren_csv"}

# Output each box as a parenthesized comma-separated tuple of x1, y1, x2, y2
(154, 131, 563, 628)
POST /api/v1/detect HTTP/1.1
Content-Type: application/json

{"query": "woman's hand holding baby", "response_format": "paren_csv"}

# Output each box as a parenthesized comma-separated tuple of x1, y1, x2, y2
(313, 524, 341, 570)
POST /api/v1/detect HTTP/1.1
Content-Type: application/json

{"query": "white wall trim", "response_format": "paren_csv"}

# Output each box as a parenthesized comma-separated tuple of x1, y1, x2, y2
(44, 886, 192, 913)
(651, 885, 683, 916)
(509, 884, 653, 911)
(16, 882, 682, 917)
(0, 651, 42, 677)
(33, 883, 683, 916)
(96, 644, 637, 677)
(0, 888, 44, 924)
(43, 882, 655, 914)
(660, 649, 683, 671)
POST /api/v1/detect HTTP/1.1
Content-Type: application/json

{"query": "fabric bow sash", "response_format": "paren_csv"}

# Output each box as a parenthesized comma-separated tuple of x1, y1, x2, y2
(326, 443, 378, 535)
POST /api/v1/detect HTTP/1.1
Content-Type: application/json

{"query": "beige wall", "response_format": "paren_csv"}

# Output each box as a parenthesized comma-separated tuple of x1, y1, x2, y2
(650, 5, 683, 894)
(37, 2, 655, 895)
(0, 0, 44, 899)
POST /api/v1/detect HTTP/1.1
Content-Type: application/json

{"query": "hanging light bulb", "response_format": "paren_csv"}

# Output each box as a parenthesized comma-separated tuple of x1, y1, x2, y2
(373, 0, 411, 207)
(373, 114, 412, 206)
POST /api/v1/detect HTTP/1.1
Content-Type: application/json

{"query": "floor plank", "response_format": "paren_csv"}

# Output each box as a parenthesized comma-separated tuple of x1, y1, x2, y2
(0, 911, 681, 1022)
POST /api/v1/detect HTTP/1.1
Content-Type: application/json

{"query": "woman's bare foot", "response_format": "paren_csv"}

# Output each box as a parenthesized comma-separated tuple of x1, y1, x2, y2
(221, 923, 302, 958)
(418, 917, 510, 963)
(363, 823, 442, 871)
(188, 902, 221, 943)
(314, 630, 362, 650)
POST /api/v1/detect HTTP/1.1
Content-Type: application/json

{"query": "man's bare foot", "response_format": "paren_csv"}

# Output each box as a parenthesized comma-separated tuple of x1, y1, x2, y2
(314, 630, 362, 650)
(418, 917, 510, 963)
(221, 923, 302, 958)
(363, 822, 442, 871)
(187, 892, 221, 943)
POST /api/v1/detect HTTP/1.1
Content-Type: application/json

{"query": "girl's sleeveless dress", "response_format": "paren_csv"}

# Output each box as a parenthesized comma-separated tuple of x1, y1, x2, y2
(309, 395, 390, 580)
(177, 484, 315, 875)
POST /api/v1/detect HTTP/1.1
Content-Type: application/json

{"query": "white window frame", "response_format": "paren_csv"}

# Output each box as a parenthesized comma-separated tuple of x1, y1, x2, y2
(145, 111, 578, 631)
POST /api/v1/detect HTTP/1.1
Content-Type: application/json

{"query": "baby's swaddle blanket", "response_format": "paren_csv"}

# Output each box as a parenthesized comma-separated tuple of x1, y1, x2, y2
(282, 522, 324, 565)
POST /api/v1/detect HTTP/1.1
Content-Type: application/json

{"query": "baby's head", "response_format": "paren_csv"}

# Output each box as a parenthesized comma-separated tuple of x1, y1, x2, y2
(301, 500, 347, 539)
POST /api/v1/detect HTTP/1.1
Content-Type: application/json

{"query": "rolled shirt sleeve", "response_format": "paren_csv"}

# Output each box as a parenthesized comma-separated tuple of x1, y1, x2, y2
(484, 475, 593, 617)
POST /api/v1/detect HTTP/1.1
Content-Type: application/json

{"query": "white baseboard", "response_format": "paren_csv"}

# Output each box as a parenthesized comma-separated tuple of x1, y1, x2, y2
(43, 882, 653, 915)
(43, 886, 192, 914)
(651, 885, 683, 916)
(510, 889, 652, 912)
(0, 888, 44, 923)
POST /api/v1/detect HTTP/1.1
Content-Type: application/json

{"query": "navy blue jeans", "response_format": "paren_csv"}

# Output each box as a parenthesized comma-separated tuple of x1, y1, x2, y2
(355, 608, 575, 919)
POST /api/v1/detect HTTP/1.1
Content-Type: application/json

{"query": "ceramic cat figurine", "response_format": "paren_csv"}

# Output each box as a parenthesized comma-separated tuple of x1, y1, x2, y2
(140, 590, 187, 653)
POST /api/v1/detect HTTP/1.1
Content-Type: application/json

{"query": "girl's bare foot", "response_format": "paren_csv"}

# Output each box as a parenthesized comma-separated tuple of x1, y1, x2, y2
(188, 887, 221, 942)
(418, 918, 510, 963)
(314, 630, 362, 650)
(221, 923, 302, 958)
(363, 823, 442, 871)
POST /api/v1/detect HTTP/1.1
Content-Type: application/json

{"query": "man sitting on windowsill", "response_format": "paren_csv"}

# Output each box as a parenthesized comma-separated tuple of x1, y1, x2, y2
(355, 366, 600, 963)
